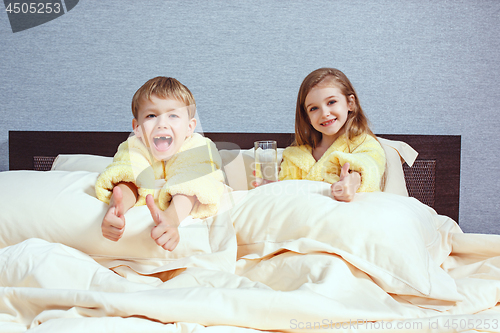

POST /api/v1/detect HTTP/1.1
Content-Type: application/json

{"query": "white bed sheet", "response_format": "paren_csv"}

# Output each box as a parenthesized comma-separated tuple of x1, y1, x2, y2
(0, 174, 498, 333)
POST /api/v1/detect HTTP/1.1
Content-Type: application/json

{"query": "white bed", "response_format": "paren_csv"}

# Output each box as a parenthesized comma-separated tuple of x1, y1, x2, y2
(1, 131, 498, 333)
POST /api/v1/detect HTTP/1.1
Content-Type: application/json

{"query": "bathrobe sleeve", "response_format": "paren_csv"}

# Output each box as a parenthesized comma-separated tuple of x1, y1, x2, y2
(278, 134, 385, 193)
(279, 145, 315, 181)
(95, 136, 158, 206)
(158, 134, 226, 219)
(322, 134, 386, 192)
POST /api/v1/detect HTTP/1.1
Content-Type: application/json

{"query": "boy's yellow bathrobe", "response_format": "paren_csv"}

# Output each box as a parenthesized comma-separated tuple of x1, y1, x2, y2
(95, 133, 225, 219)
(279, 134, 386, 192)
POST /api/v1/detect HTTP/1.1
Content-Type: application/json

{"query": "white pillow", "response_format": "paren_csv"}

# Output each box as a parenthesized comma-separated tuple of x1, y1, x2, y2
(0, 170, 234, 274)
(50, 137, 417, 194)
(219, 148, 284, 191)
(230, 180, 461, 301)
(377, 137, 418, 196)
(51, 154, 113, 173)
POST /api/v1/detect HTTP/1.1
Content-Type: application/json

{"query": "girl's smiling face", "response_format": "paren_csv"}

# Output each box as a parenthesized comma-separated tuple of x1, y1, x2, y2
(304, 84, 354, 145)
(132, 94, 196, 161)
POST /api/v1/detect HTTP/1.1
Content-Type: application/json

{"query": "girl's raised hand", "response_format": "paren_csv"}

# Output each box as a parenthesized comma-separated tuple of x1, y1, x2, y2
(331, 163, 361, 202)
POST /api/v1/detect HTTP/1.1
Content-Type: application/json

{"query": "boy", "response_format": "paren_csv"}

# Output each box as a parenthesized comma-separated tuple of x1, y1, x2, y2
(95, 77, 225, 251)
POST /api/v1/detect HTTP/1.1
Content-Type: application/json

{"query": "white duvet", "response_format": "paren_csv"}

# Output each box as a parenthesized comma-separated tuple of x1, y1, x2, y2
(0, 171, 499, 333)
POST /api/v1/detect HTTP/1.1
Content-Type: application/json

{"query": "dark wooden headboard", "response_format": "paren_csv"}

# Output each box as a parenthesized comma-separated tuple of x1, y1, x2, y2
(8, 131, 460, 223)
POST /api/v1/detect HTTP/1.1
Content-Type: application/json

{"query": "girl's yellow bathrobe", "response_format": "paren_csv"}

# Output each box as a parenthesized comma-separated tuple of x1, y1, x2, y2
(95, 133, 225, 219)
(279, 134, 386, 193)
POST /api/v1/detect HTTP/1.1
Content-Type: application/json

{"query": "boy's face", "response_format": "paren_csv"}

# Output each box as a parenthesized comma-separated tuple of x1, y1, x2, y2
(133, 94, 196, 161)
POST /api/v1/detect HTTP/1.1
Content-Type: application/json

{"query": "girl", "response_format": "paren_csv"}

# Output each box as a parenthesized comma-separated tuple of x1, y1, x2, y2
(255, 68, 386, 202)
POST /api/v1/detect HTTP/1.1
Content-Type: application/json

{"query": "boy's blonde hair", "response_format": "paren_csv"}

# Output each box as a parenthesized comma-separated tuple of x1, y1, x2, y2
(294, 68, 374, 149)
(131, 77, 196, 119)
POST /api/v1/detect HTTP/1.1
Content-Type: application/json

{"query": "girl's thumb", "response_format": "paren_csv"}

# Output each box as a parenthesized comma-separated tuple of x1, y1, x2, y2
(340, 163, 350, 178)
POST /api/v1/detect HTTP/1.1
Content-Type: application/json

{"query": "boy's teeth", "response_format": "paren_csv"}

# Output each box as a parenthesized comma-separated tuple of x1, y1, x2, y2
(153, 136, 173, 149)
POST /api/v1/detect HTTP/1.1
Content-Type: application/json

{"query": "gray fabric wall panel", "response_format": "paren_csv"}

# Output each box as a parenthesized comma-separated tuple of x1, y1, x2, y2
(1, 1, 499, 233)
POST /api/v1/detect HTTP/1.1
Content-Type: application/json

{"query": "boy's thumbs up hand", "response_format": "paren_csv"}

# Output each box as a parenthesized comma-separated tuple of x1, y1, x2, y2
(331, 162, 360, 202)
(113, 186, 125, 217)
(146, 194, 180, 251)
(146, 194, 161, 226)
(102, 186, 126, 241)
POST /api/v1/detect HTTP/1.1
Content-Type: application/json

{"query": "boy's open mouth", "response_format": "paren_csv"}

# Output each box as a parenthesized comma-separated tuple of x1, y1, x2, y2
(153, 136, 173, 151)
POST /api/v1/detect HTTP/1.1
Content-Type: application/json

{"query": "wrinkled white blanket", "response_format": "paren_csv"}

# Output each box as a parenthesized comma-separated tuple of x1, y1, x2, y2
(0, 177, 499, 333)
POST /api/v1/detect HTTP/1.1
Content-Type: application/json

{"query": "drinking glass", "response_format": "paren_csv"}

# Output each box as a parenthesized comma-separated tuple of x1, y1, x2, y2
(254, 140, 278, 182)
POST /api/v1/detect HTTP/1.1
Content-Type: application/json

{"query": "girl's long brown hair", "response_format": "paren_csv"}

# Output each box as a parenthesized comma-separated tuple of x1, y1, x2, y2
(294, 68, 375, 150)
(294, 68, 386, 190)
